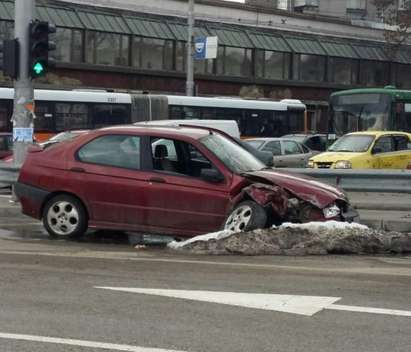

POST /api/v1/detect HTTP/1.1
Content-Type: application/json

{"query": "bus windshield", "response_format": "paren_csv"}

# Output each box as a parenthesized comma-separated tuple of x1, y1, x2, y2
(330, 93, 391, 136)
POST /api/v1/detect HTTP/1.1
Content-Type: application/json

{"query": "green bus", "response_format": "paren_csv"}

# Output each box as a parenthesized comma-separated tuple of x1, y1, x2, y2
(329, 86, 411, 137)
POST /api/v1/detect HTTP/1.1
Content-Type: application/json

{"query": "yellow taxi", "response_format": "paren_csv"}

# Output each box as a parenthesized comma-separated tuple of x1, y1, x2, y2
(308, 131, 411, 169)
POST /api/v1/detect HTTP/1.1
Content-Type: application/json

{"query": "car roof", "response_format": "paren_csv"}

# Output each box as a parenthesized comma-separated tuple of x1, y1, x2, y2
(346, 131, 411, 138)
(246, 137, 298, 142)
(99, 124, 212, 140)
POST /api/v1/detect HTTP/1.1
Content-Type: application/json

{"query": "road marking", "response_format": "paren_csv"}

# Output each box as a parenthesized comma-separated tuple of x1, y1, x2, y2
(328, 304, 411, 317)
(0, 332, 187, 352)
(96, 287, 340, 316)
(96, 287, 411, 318)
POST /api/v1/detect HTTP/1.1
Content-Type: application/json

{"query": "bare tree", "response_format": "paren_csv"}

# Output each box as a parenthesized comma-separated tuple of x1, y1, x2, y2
(373, 0, 411, 60)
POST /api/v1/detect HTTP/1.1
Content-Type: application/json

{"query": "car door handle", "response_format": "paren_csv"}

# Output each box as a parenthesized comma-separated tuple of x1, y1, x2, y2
(70, 167, 85, 173)
(149, 177, 166, 183)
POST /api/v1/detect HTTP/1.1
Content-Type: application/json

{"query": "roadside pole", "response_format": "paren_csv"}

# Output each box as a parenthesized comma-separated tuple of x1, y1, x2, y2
(186, 0, 194, 96)
(12, 0, 35, 165)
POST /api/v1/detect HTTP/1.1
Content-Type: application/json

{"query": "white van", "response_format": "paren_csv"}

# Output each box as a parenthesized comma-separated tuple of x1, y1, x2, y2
(134, 119, 241, 139)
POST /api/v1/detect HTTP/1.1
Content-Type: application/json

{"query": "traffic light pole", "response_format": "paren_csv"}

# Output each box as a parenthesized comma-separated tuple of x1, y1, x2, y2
(13, 0, 35, 165)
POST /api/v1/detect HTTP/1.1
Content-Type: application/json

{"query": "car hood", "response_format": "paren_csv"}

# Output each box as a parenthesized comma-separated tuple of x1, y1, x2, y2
(243, 169, 347, 209)
(310, 151, 364, 163)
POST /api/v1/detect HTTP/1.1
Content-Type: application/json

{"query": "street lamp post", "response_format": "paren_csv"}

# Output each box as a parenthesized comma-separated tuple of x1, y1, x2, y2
(186, 0, 195, 96)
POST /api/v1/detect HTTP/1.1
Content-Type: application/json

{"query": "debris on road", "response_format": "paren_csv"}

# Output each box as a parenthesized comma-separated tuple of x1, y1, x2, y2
(168, 221, 411, 255)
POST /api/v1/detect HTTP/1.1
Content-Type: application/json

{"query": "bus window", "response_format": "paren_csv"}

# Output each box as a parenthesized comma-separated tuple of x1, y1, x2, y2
(35, 102, 55, 131)
(397, 103, 411, 133)
(55, 103, 90, 131)
(92, 104, 129, 128)
(0, 99, 12, 132)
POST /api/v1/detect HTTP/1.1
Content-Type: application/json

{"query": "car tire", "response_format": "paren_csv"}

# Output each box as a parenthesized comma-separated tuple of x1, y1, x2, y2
(42, 194, 88, 239)
(224, 200, 267, 232)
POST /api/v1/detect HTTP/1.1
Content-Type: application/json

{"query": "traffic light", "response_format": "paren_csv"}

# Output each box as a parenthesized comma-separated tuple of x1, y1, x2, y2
(29, 20, 56, 78)
(0, 39, 19, 79)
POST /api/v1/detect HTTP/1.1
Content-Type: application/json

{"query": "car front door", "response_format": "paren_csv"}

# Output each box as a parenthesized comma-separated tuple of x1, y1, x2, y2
(391, 134, 411, 169)
(142, 136, 232, 236)
(67, 134, 151, 229)
(371, 135, 396, 169)
(281, 140, 307, 167)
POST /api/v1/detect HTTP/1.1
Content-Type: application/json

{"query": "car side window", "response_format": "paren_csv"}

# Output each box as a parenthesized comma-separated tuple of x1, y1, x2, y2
(262, 141, 281, 155)
(77, 135, 141, 170)
(284, 141, 301, 155)
(393, 135, 410, 151)
(373, 136, 394, 154)
(151, 137, 214, 178)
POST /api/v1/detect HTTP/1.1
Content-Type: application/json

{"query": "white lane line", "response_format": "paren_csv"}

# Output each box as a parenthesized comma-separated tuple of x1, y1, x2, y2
(96, 287, 340, 316)
(0, 332, 187, 352)
(328, 304, 411, 317)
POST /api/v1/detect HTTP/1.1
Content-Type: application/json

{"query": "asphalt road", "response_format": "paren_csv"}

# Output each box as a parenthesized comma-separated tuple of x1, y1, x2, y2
(0, 220, 410, 352)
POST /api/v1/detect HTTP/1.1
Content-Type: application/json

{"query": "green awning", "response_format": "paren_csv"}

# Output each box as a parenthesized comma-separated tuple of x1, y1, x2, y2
(248, 32, 291, 52)
(352, 44, 388, 61)
(285, 36, 326, 55)
(125, 17, 174, 40)
(320, 41, 358, 59)
(0, 1, 13, 21)
(168, 22, 209, 41)
(36, 6, 83, 28)
(78, 11, 130, 34)
(208, 27, 253, 48)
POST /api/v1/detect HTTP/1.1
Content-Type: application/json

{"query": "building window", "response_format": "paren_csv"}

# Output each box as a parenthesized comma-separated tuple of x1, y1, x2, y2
(195, 58, 214, 75)
(0, 21, 13, 40)
(86, 31, 129, 66)
(55, 28, 83, 63)
(359, 60, 389, 86)
(132, 37, 174, 71)
(293, 54, 326, 81)
(395, 64, 411, 89)
(176, 41, 186, 72)
(217, 46, 252, 77)
(255, 49, 290, 80)
(328, 57, 358, 85)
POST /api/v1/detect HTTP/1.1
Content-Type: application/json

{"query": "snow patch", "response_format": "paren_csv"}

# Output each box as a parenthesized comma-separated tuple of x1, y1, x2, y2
(279, 220, 369, 231)
(168, 230, 234, 249)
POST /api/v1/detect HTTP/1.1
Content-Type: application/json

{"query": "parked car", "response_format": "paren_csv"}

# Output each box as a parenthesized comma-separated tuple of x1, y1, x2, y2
(245, 138, 318, 168)
(0, 132, 13, 160)
(15, 125, 358, 239)
(308, 131, 411, 169)
(282, 134, 328, 151)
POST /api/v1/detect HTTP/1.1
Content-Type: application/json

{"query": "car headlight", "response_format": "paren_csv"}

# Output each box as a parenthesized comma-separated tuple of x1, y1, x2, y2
(334, 160, 352, 169)
(323, 204, 340, 218)
(307, 160, 314, 168)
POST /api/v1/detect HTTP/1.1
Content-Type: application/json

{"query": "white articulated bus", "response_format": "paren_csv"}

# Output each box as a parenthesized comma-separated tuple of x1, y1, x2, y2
(0, 88, 306, 141)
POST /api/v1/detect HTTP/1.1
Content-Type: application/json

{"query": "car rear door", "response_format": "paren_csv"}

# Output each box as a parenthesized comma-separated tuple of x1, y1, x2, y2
(261, 141, 282, 167)
(391, 134, 411, 168)
(142, 136, 232, 235)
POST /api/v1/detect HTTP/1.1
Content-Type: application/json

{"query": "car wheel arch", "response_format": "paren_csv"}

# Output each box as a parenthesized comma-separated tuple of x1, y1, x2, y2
(41, 191, 90, 222)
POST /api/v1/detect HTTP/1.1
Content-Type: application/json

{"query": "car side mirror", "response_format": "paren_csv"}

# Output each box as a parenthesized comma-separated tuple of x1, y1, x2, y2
(372, 147, 383, 154)
(200, 168, 224, 183)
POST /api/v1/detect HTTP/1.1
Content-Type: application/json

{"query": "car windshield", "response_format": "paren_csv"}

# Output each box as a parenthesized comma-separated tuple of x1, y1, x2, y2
(328, 135, 375, 152)
(331, 93, 391, 135)
(200, 133, 265, 173)
(244, 140, 264, 149)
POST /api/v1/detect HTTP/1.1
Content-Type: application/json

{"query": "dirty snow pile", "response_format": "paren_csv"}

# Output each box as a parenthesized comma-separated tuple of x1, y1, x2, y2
(167, 221, 411, 255)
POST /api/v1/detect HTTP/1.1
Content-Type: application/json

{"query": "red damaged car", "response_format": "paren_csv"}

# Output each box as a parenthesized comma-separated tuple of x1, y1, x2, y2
(15, 125, 358, 238)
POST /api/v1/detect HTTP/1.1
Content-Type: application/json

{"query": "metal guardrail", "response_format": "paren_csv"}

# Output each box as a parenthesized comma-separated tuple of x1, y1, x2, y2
(0, 163, 21, 188)
(285, 168, 411, 194)
(1, 163, 411, 193)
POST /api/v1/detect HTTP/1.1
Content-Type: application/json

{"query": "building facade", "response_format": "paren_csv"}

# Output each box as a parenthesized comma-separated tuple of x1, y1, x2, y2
(1, 0, 411, 131)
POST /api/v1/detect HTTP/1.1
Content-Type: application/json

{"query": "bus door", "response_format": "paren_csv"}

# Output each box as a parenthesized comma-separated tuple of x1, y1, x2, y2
(34, 101, 55, 142)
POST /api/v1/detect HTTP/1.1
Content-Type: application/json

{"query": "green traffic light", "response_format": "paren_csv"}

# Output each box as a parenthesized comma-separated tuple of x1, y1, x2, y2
(33, 61, 45, 75)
